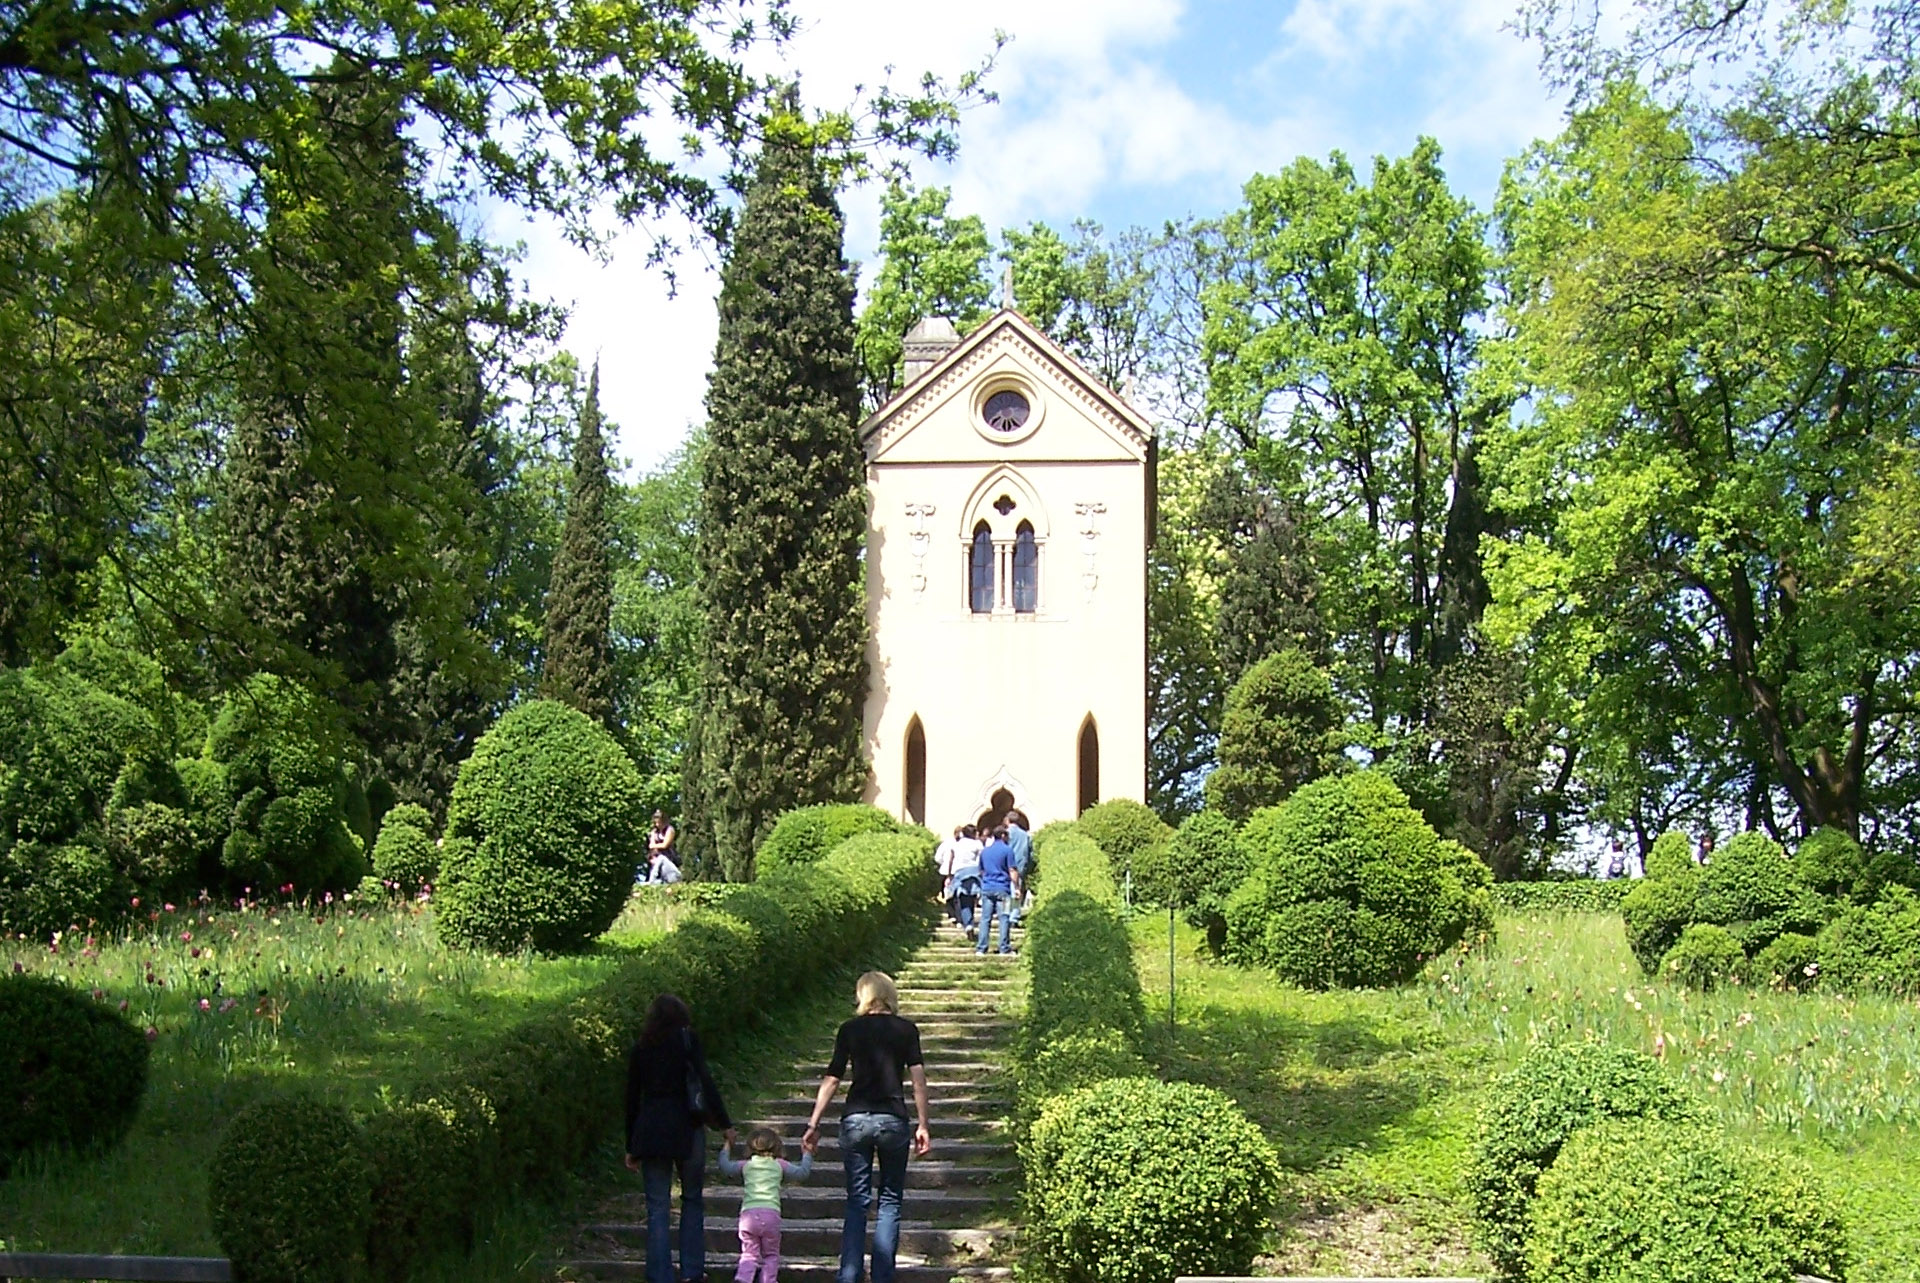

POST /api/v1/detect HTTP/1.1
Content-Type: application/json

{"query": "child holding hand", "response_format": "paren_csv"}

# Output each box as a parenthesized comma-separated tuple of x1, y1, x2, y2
(717, 1126, 813, 1283)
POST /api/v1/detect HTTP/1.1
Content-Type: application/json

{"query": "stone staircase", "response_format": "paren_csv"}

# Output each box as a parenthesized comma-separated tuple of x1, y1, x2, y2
(568, 925, 1022, 1283)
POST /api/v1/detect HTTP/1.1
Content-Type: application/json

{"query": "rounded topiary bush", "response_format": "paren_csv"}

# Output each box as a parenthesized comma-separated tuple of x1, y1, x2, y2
(1169, 810, 1247, 953)
(1465, 1041, 1704, 1279)
(1660, 922, 1747, 989)
(1752, 931, 1821, 991)
(0, 973, 149, 1172)
(1526, 1118, 1850, 1283)
(1221, 771, 1493, 988)
(756, 803, 898, 875)
(1203, 648, 1347, 821)
(1693, 831, 1813, 951)
(1026, 1078, 1281, 1283)
(1644, 829, 1695, 880)
(435, 700, 645, 953)
(1075, 799, 1172, 876)
(210, 1094, 373, 1283)
(0, 838, 124, 939)
(1621, 867, 1699, 976)
(1815, 885, 1920, 996)
(372, 802, 438, 894)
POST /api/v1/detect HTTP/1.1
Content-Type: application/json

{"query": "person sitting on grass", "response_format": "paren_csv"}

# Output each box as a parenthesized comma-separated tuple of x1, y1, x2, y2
(717, 1126, 813, 1283)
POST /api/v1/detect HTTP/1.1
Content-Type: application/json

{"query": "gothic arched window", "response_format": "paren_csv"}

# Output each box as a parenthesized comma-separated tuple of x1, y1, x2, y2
(970, 522, 995, 614)
(1012, 521, 1038, 613)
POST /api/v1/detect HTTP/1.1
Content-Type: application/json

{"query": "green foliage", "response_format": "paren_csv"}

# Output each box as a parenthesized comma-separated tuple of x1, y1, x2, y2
(205, 674, 367, 893)
(1464, 1040, 1705, 1278)
(0, 974, 148, 1172)
(209, 1096, 372, 1283)
(756, 803, 899, 874)
(209, 830, 932, 1279)
(372, 802, 439, 895)
(1075, 799, 1172, 877)
(1526, 1118, 1851, 1283)
(854, 182, 993, 405)
(1644, 831, 1695, 880)
(1817, 887, 1920, 997)
(1222, 771, 1494, 987)
(689, 129, 868, 882)
(1169, 810, 1248, 952)
(1489, 879, 1630, 912)
(1693, 831, 1811, 951)
(104, 802, 200, 899)
(1013, 1029, 1151, 1122)
(434, 700, 643, 953)
(1204, 648, 1346, 820)
(1796, 826, 1917, 906)
(1127, 838, 1178, 910)
(540, 363, 617, 727)
(1023, 831, 1145, 1053)
(1621, 866, 1700, 976)
(0, 839, 123, 938)
(1752, 931, 1821, 992)
(0, 656, 158, 847)
(1660, 922, 1747, 990)
(1025, 1077, 1282, 1283)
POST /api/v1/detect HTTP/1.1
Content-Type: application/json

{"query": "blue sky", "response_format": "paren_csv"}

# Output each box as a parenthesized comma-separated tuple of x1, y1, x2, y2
(498, 0, 1570, 473)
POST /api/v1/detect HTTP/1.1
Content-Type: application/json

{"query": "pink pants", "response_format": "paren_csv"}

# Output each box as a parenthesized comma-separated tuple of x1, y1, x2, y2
(736, 1206, 782, 1283)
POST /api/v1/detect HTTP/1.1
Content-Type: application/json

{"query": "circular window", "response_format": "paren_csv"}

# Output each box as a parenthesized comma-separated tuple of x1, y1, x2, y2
(983, 390, 1031, 433)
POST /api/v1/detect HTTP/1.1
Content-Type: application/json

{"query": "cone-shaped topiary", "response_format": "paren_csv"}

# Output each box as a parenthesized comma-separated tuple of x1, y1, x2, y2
(435, 700, 645, 952)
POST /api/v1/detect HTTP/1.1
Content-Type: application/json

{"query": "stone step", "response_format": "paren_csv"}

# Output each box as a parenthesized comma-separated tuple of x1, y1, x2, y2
(569, 1259, 1013, 1283)
(749, 1116, 1007, 1140)
(699, 1162, 1013, 1189)
(791, 1140, 1011, 1165)
(697, 1186, 1013, 1218)
(585, 1222, 1016, 1262)
(753, 1097, 1009, 1119)
(774, 1081, 1007, 1098)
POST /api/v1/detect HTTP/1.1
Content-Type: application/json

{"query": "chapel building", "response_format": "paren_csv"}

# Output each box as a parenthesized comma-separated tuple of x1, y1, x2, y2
(859, 309, 1153, 833)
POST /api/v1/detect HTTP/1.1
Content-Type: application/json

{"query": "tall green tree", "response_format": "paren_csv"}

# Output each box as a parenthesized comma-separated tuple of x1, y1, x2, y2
(855, 181, 995, 407)
(1484, 83, 1920, 842)
(541, 363, 617, 726)
(1205, 648, 1348, 821)
(689, 118, 868, 881)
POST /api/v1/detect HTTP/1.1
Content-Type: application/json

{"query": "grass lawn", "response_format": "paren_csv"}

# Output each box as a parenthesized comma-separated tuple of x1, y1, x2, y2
(0, 885, 689, 1257)
(1132, 908, 1920, 1280)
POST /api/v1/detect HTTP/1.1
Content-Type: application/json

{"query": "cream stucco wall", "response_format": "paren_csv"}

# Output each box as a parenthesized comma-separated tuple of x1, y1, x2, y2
(860, 311, 1151, 832)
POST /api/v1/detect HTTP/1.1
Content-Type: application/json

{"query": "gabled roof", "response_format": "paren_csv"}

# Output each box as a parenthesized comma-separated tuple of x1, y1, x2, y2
(860, 309, 1156, 462)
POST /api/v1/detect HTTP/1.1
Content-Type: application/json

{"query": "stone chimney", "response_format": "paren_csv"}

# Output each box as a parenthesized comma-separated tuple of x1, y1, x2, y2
(901, 316, 961, 385)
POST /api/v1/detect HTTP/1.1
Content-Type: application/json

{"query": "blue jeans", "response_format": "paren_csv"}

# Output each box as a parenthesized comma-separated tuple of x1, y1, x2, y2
(641, 1127, 706, 1283)
(838, 1112, 911, 1283)
(976, 893, 1012, 953)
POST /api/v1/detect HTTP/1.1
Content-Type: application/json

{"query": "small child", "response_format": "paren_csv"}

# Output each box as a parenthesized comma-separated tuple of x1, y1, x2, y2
(717, 1126, 812, 1283)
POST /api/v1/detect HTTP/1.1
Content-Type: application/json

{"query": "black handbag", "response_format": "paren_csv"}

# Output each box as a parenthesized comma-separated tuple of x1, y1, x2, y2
(681, 1028, 707, 1122)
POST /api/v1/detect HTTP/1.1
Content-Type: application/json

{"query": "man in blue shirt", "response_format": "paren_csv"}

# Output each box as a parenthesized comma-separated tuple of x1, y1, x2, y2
(1004, 812, 1033, 926)
(975, 827, 1020, 956)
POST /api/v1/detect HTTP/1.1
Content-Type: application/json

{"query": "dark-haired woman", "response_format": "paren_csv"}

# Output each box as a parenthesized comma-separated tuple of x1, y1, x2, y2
(626, 993, 733, 1283)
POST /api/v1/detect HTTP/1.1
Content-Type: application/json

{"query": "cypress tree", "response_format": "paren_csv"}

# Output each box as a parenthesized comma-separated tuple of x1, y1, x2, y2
(540, 363, 617, 726)
(689, 121, 868, 881)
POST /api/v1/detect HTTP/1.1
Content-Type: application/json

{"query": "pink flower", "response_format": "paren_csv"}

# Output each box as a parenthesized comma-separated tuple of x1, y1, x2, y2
(180, 931, 193, 943)
(131, 897, 141, 908)
(145, 1026, 158, 1041)
(190, 947, 201, 959)
(163, 903, 176, 914)
(91, 988, 105, 1000)
(219, 998, 238, 1013)
(199, 998, 211, 1012)
(119, 999, 129, 1011)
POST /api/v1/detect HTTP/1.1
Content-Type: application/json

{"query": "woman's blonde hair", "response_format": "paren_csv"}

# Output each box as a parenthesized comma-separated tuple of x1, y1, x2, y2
(854, 971, 898, 1016)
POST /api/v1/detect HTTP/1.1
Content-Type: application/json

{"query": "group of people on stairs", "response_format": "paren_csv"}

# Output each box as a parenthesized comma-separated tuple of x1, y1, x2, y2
(933, 813, 1032, 957)
(624, 972, 934, 1283)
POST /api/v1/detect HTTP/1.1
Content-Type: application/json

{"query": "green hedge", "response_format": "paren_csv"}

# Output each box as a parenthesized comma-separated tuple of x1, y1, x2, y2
(1660, 922, 1747, 990)
(1073, 800, 1171, 879)
(210, 827, 936, 1281)
(1015, 824, 1278, 1283)
(1, 973, 150, 1174)
(755, 803, 900, 874)
(1465, 1041, 1704, 1278)
(1489, 879, 1631, 912)
(1527, 1118, 1850, 1283)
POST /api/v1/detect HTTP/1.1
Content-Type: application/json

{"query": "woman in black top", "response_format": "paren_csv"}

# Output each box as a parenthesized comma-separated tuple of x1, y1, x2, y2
(626, 993, 733, 1283)
(802, 972, 932, 1283)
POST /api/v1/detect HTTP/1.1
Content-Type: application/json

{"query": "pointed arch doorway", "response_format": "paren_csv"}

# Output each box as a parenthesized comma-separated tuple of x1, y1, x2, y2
(904, 716, 927, 827)
(1076, 715, 1100, 816)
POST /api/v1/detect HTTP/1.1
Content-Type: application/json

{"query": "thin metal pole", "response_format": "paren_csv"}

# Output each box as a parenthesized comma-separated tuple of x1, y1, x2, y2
(1168, 903, 1176, 1029)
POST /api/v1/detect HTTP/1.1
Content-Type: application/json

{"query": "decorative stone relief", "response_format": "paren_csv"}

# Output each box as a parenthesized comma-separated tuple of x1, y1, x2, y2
(904, 502, 937, 597)
(1074, 501, 1107, 597)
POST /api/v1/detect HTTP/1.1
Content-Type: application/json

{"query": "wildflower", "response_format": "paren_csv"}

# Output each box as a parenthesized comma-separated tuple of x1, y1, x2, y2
(219, 998, 238, 1013)
(1735, 1011, 1754, 1028)
(1711, 1068, 1726, 1084)
(145, 1026, 158, 1041)
(1652, 1031, 1667, 1057)
(191, 947, 201, 959)
(131, 897, 141, 908)
(180, 931, 193, 943)
(163, 903, 176, 914)
(10, 961, 20, 974)
(199, 998, 211, 1012)
(119, 999, 129, 1011)
(91, 988, 105, 1000)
